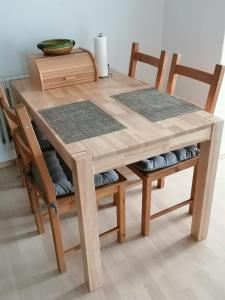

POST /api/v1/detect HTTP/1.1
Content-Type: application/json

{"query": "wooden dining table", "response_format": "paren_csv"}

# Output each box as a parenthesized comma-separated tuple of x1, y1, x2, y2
(12, 70, 223, 292)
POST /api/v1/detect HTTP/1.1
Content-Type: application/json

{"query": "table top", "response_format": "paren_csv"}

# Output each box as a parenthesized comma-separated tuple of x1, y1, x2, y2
(12, 70, 218, 174)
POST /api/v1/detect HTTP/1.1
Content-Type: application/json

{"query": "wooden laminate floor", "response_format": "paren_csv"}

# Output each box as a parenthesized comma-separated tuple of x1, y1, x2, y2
(0, 160, 225, 300)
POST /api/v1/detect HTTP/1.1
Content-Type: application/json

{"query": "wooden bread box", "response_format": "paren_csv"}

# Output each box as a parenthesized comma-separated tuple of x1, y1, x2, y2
(27, 48, 98, 91)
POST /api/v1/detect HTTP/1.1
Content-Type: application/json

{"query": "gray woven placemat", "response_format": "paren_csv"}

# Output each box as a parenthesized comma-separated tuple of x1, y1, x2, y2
(112, 88, 201, 122)
(39, 101, 125, 143)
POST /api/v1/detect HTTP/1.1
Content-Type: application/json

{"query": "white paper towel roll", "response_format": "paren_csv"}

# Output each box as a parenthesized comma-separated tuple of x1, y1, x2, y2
(94, 33, 108, 77)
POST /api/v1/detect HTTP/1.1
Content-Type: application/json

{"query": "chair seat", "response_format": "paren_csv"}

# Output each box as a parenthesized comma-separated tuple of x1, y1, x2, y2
(134, 145, 200, 172)
(31, 150, 119, 197)
(31, 121, 53, 151)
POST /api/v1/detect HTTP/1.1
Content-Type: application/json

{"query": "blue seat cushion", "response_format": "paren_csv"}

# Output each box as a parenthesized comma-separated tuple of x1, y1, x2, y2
(135, 145, 200, 172)
(31, 121, 53, 151)
(31, 151, 119, 197)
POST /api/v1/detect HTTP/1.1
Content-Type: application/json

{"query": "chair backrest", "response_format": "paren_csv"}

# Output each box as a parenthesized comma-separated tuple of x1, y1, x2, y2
(128, 42, 168, 90)
(0, 85, 18, 132)
(166, 54, 225, 113)
(0, 85, 22, 165)
(14, 104, 55, 203)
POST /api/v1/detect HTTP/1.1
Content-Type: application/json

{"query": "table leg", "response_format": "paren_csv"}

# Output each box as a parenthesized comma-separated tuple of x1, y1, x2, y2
(191, 119, 223, 240)
(72, 151, 102, 292)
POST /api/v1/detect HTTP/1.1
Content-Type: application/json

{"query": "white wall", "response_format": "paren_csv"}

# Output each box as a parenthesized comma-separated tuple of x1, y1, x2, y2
(162, 0, 225, 104)
(162, 0, 225, 153)
(0, 0, 165, 162)
(216, 38, 225, 154)
(1, 0, 225, 157)
(0, 0, 164, 81)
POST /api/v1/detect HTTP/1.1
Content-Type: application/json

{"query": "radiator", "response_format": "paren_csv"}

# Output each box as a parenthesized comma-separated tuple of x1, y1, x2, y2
(0, 75, 28, 163)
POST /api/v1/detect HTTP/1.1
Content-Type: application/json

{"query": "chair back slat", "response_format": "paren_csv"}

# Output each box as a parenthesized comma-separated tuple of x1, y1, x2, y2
(128, 42, 139, 78)
(0, 85, 24, 169)
(128, 42, 168, 90)
(155, 50, 168, 90)
(206, 64, 225, 113)
(166, 53, 225, 113)
(15, 104, 56, 202)
(166, 53, 181, 95)
(14, 128, 33, 171)
(175, 65, 213, 84)
(134, 52, 159, 67)
(0, 85, 18, 130)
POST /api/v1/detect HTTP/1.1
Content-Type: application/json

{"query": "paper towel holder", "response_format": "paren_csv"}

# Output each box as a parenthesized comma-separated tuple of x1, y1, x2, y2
(94, 33, 109, 78)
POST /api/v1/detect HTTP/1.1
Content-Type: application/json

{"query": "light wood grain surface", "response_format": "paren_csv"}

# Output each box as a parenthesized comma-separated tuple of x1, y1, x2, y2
(1, 161, 225, 300)
(12, 70, 223, 291)
(12, 70, 217, 174)
(27, 48, 98, 91)
(71, 151, 102, 291)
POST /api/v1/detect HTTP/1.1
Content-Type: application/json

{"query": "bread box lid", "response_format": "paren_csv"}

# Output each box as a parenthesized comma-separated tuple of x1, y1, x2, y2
(27, 48, 98, 91)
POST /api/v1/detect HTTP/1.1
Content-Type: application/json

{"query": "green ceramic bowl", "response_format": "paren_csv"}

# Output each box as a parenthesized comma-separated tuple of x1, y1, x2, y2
(37, 39, 76, 56)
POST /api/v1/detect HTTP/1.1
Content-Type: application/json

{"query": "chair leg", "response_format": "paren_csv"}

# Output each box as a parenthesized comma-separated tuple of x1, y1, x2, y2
(17, 157, 26, 187)
(30, 185, 45, 234)
(14, 142, 26, 188)
(189, 165, 198, 215)
(25, 177, 35, 214)
(15, 155, 34, 214)
(115, 183, 126, 243)
(14, 143, 34, 214)
(48, 205, 66, 273)
(157, 178, 165, 189)
(141, 178, 152, 236)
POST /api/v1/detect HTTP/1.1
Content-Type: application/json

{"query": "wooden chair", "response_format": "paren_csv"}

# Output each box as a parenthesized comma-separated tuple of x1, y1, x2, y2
(0, 85, 22, 173)
(0, 83, 52, 158)
(128, 42, 168, 90)
(129, 55, 225, 236)
(13, 104, 126, 273)
(158, 54, 225, 189)
(126, 42, 168, 189)
(0, 85, 35, 210)
(1, 85, 35, 207)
